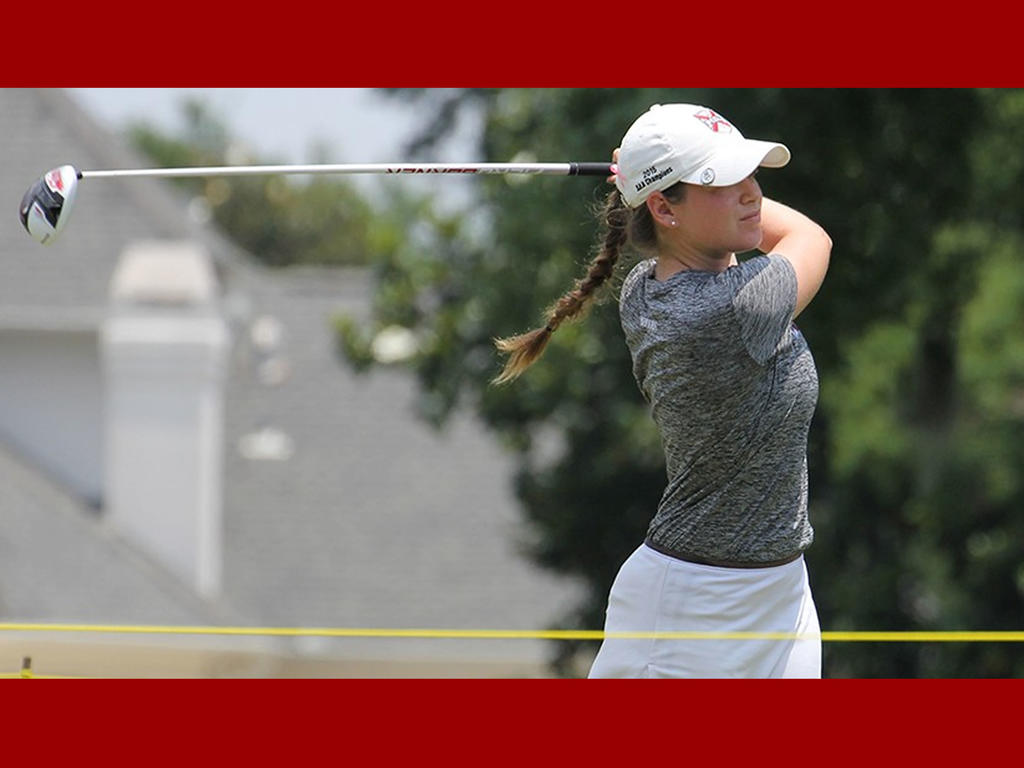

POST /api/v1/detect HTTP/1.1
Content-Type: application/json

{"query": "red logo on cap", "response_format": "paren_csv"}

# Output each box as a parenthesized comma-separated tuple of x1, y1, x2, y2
(694, 109, 733, 134)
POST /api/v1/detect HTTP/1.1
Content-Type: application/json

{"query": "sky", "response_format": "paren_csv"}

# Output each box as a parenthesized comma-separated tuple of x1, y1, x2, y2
(71, 89, 428, 163)
(68, 88, 479, 203)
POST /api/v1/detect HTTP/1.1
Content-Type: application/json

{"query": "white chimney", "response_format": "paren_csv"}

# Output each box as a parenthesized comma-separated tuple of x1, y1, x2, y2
(101, 240, 229, 598)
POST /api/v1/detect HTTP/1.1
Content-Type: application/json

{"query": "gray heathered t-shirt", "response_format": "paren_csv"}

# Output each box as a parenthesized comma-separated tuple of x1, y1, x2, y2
(619, 253, 818, 564)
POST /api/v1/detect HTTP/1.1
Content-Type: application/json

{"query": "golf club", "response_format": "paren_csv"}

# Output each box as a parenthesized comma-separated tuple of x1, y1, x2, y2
(19, 161, 612, 245)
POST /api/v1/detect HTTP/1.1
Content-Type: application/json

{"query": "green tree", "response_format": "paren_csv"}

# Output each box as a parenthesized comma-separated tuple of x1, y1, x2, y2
(814, 90, 1024, 677)
(339, 88, 1024, 677)
(127, 98, 379, 267)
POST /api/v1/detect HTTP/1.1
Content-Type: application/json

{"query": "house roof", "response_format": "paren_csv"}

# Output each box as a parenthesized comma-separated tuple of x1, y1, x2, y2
(0, 439, 239, 627)
(220, 266, 584, 663)
(0, 89, 583, 670)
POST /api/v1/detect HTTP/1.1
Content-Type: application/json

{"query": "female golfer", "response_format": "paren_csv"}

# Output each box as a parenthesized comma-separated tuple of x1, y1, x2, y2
(494, 103, 831, 677)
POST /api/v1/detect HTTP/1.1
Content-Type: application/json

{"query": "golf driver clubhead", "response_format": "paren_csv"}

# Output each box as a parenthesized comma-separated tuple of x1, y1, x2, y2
(19, 164, 80, 245)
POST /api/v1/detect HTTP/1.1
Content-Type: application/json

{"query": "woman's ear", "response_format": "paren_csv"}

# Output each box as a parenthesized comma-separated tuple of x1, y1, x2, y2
(646, 192, 677, 229)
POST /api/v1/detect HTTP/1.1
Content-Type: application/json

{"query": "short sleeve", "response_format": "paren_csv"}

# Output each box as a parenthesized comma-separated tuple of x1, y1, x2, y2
(724, 254, 798, 365)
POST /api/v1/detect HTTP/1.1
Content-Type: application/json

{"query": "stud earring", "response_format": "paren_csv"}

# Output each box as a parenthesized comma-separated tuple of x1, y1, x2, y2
(671, 220, 677, 227)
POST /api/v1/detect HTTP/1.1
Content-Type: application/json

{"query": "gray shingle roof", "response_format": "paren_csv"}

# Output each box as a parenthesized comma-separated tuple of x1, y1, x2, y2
(0, 89, 584, 672)
(0, 439, 238, 626)
(220, 267, 583, 663)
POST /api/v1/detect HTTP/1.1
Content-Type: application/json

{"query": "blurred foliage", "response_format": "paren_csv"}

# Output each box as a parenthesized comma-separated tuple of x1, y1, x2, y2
(341, 88, 1024, 677)
(134, 89, 1024, 677)
(127, 98, 380, 267)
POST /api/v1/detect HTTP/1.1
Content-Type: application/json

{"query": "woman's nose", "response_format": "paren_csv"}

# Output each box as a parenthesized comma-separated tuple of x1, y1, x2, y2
(740, 174, 761, 202)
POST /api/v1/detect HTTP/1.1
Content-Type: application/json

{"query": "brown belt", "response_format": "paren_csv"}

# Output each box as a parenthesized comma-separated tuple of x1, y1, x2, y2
(643, 537, 803, 569)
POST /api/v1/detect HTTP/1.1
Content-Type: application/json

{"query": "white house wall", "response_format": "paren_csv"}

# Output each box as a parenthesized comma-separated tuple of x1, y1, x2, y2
(0, 329, 103, 504)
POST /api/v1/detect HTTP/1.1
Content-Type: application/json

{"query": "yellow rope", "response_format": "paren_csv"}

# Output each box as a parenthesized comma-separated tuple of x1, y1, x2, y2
(0, 673, 82, 679)
(2, 623, 1023, 642)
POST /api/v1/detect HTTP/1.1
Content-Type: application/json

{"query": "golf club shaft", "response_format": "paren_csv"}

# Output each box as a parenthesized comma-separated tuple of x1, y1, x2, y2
(78, 162, 611, 180)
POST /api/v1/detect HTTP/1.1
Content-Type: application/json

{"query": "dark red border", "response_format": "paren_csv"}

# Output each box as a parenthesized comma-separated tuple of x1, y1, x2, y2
(4, 2, 1019, 760)
(3, 679, 1021, 759)
(6, 3, 1023, 86)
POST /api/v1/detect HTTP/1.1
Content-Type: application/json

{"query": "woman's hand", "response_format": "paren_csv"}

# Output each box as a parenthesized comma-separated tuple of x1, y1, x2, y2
(607, 148, 620, 184)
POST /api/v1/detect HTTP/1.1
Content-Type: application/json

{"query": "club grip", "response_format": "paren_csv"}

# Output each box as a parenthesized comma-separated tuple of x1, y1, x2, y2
(569, 162, 613, 176)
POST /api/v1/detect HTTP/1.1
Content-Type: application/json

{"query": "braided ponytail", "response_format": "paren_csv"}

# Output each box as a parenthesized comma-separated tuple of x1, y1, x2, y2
(492, 188, 630, 385)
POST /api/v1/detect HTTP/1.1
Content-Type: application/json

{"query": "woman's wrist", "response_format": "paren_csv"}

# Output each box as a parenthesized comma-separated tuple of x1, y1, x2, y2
(759, 198, 814, 253)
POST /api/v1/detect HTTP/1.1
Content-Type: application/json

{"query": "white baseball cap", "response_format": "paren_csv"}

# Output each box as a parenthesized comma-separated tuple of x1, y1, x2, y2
(614, 103, 791, 208)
